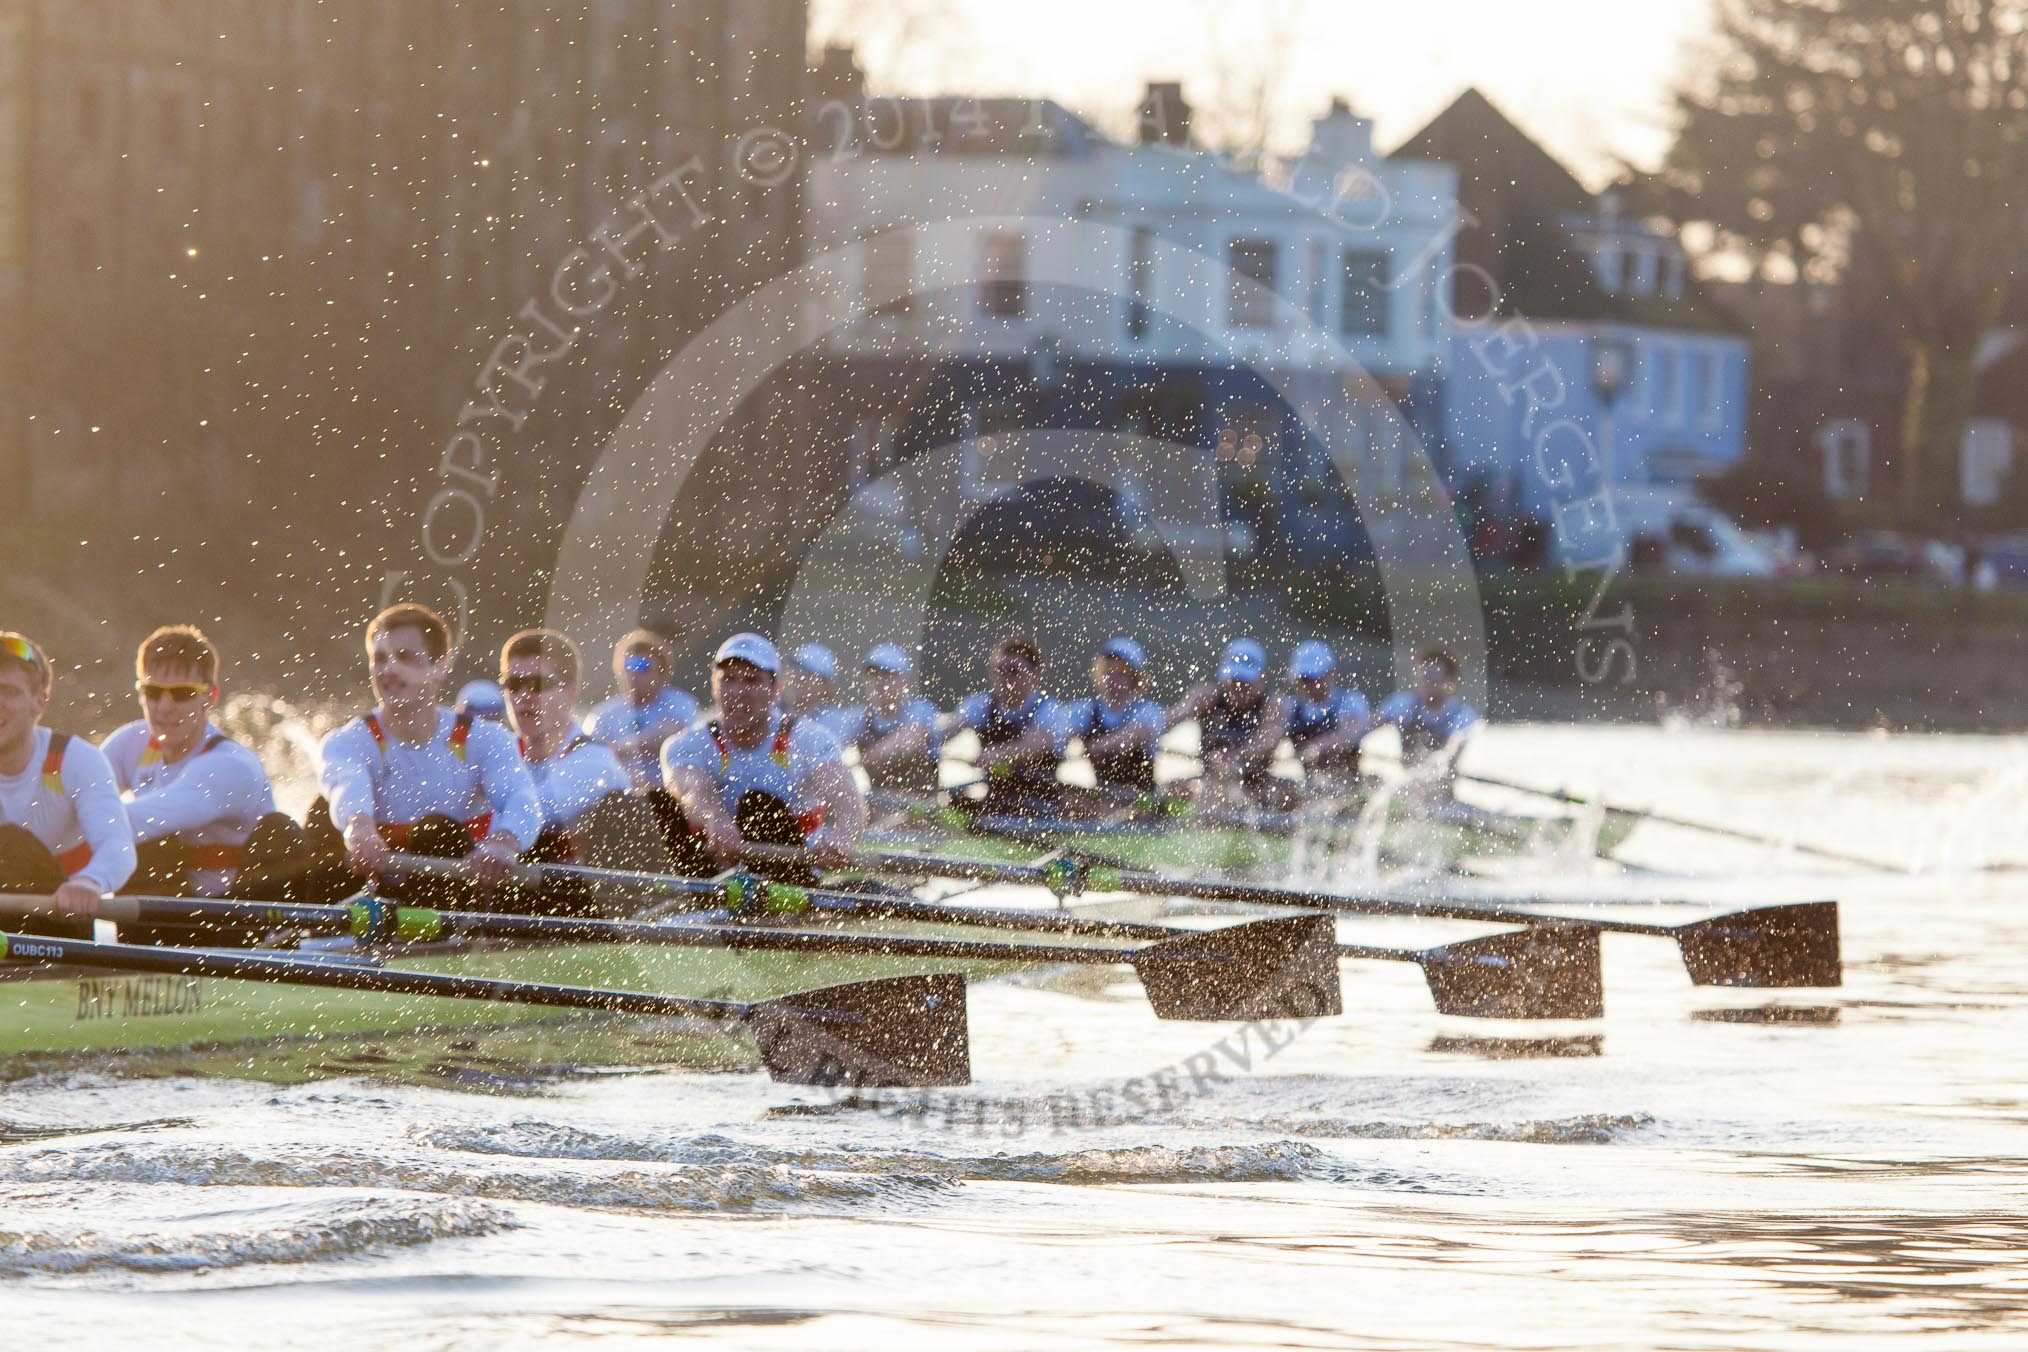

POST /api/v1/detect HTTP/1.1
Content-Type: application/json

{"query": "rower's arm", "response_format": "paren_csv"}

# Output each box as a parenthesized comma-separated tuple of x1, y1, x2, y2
(118, 750, 274, 843)
(1235, 695, 1289, 766)
(1162, 684, 1213, 734)
(540, 744, 631, 827)
(862, 721, 930, 766)
(664, 762, 736, 841)
(807, 759, 867, 850)
(1298, 719, 1366, 765)
(1086, 705, 1160, 758)
(319, 721, 381, 846)
(467, 720, 540, 853)
(64, 741, 137, 893)
(981, 719, 1055, 768)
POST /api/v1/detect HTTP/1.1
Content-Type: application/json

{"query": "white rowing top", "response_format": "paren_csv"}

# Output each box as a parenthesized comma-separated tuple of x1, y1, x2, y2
(101, 720, 277, 898)
(0, 727, 137, 893)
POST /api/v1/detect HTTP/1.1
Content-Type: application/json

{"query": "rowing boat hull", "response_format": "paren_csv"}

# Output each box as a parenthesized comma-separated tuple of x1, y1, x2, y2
(874, 804, 1643, 876)
(0, 940, 990, 1068)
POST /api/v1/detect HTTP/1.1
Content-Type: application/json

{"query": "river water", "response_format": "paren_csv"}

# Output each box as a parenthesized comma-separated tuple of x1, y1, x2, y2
(4, 722, 2026, 1349)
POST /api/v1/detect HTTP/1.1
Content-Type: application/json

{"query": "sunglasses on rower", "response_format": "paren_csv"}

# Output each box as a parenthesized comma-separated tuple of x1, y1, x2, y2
(135, 680, 212, 703)
(502, 673, 559, 696)
(0, 634, 46, 681)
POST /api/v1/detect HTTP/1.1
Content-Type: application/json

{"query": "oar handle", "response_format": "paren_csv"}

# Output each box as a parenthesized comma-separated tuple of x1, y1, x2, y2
(0, 893, 143, 924)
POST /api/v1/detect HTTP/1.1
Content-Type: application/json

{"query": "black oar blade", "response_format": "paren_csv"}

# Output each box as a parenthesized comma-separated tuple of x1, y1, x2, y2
(1676, 901, 1842, 987)
(1129, 914, 1343, 1022)
(747, 972, 970, 1087)
(1417, 925, 1604, 1020)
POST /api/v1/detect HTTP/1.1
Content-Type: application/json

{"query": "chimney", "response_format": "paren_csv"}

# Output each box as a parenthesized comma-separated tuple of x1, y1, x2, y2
(812, 45, 865, 103)
(1138, 81, 1191, 146)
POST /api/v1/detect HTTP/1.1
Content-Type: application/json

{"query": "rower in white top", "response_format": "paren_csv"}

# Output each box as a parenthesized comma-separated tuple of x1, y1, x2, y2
(660, 633, 867, 881)
(99, 625, 279, 903)
(499, 627, 629, 864)
(830, 644, 943, 796)
(316, 603, 541, 893)
(581, 629, 699, 790)
(0, 629, 135, 935)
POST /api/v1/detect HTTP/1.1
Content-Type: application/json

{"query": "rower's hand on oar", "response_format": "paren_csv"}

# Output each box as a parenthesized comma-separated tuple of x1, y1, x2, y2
(343, 822, 392, 878)
(809, 834, 855, 873)
(467, 835, 522, 890)
(701, 819, 744, 869)
(51, 879, 103, 920)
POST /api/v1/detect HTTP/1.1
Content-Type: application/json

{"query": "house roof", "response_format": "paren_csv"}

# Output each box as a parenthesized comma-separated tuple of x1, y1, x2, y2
(1393, 88, 1738, 333)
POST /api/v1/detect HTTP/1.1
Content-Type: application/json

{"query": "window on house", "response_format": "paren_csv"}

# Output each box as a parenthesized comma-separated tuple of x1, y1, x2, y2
(1127, 225, 1154, 340)
(1341, 248, 1389, 335)
(1226, 238, 1277, 328)
(1630, 247, 1658, 297)
(978, 231, 1026, 317)
(1595, 245, 1624, 294)
(1654, 345, 1682, 419)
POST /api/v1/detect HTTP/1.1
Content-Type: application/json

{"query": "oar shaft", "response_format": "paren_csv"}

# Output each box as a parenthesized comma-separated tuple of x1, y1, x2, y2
(0, 929, 757, 1022)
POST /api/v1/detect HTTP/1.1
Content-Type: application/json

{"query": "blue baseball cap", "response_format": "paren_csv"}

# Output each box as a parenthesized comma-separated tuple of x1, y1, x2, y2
(788, 643, 839, 682)
(864, 643, 914, 676)
(455, 680, 507, 720)
(1098, 636, 1146, 671)
(1217, 637, 1266, 683)
(715, 633, 780, 674)
(1288, 640, 1336, 680)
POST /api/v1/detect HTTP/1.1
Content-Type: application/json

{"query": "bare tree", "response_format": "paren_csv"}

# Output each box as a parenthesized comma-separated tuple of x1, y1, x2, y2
(1656, 0, 2028, 520)
(808, 0, 971, 93)
(1191, 0, 1317, 170)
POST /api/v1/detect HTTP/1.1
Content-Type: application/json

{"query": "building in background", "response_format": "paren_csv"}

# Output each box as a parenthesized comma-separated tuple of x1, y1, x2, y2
(796, 68, 1459, 570)
(1395, 89, 1751, 536)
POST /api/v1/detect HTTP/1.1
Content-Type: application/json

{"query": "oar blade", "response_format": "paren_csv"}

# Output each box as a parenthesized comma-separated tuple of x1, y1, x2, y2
(1676, 901, 1842, 987)
(747, 972, 971, 1087)
(1129, 914, 1343, 1022)
(1417, 925, 1604, 1020)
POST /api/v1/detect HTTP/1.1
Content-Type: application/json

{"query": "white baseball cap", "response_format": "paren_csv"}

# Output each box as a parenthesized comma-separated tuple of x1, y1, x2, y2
(714, 633, 780, 674)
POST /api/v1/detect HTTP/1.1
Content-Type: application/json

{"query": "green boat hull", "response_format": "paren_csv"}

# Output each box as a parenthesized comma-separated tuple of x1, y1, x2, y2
(0, 940, 991, 1068)
(877, 803, 1642, 876)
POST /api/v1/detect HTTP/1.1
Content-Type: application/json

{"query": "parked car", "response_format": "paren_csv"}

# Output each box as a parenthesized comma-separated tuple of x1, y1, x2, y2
(1972, 535, 2028, 588)
(1606, 487, 1780, 577)
(1824, 531, 1941, 580)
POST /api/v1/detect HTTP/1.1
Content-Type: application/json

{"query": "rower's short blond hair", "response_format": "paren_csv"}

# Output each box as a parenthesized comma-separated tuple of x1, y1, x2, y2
(367, 604, 452, 662)
(614, 628, 672, 677)
(136, 625, 219, 686)
(500, 628, 582, 688)
(0, 631, 51, 697)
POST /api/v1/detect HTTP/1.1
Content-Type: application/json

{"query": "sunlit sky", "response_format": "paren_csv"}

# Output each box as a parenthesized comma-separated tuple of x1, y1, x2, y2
(812, 0, 1718, 185)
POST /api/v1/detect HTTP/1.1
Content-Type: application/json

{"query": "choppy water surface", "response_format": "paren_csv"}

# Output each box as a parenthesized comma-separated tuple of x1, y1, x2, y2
(6, 724, 2028, 1349)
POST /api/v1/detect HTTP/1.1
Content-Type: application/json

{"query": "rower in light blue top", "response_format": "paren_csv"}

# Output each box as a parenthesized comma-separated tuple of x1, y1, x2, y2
(581, 629, 700, 791)
(1374, 645, 1479, 801)
(782, 643, 854, 742)
(831, 644, 943, 795)
(1055, 636, 1167, 798)
(1282, 640, 1372, 787)
(949, 633, 1067, 811)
